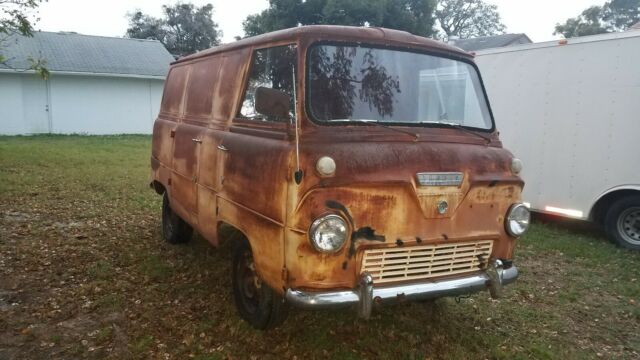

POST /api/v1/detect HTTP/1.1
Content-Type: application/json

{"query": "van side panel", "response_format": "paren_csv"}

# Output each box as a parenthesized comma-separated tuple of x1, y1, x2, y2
(195, 48, 255, 247)
(184, 58, 221, 121)
(152, 66, 188, 168)
(213, 49, 250, 122)
(152, 66, 187, 205)
(196, 50, 248, 245)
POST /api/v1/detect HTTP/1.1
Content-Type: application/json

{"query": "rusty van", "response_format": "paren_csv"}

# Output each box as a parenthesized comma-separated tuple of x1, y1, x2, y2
(150, 25, 529, 329)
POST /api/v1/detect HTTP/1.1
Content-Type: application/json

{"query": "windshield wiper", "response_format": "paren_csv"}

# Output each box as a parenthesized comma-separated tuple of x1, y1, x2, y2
(419, 121, 492, 145)
(331, 119, 419, 141)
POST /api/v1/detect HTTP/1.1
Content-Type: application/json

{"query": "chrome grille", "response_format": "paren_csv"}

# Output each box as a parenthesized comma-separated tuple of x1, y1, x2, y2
(361, 240, 493, 284)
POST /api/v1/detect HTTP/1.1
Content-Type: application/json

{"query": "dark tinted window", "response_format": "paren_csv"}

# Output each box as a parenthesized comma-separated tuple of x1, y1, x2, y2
(239, 45, 297, 121)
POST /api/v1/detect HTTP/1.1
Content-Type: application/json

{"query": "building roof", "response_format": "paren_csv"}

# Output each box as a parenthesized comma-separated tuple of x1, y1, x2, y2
(631, 22, 640, 30)
(0, 31, 174, 78)
(451, 33, 532, 52)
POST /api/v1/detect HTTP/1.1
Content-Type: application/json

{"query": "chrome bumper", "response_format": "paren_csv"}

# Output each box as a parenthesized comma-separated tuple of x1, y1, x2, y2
(285, 260, 518, 319)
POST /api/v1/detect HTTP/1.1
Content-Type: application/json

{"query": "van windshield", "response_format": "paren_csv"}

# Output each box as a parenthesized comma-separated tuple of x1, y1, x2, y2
(307, 44, 493, 130)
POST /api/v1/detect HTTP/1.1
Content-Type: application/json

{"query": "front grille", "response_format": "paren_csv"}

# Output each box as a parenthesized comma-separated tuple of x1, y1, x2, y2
(360, 240, 493, 284)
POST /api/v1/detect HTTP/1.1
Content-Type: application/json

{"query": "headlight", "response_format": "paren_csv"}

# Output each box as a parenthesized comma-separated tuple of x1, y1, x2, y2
(505, 203, 531, 237)
(309, 215, 348, 253)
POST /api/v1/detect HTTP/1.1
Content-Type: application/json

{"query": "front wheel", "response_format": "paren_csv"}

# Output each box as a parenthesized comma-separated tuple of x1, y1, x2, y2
(605, 196, 640, 250)
(232, 237, 288, 330)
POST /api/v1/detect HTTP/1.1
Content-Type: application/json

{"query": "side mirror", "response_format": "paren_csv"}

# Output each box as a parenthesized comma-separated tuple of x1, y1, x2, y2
(255, 87, 291, 119)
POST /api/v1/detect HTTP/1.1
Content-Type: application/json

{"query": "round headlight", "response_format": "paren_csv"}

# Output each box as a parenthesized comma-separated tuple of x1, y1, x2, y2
(309, 215, 348, 253)
(505, 203, 531, 237)
(511, 158, 523, 175)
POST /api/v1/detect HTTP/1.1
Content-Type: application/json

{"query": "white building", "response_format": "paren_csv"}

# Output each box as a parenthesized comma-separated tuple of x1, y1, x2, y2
(0, 31, 174, 135)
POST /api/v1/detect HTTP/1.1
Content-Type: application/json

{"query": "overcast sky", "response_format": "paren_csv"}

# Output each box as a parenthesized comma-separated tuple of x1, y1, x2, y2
(36, 0, 603, 43)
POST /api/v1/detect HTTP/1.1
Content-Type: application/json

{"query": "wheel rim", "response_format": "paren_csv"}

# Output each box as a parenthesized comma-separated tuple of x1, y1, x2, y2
(617, 207, 640, 245)
(236, 249, 261, 314)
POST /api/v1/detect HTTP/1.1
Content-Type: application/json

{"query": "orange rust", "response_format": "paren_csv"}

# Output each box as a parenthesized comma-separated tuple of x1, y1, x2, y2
(150, 25, 525, 295)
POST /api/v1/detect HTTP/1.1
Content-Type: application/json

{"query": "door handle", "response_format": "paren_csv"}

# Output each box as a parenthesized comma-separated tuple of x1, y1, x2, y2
(192, 138, 202, 143)
(217, 144, 228, 152)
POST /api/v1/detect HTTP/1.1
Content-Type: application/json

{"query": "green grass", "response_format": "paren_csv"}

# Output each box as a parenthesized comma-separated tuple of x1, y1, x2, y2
(1, 135, 639, 359)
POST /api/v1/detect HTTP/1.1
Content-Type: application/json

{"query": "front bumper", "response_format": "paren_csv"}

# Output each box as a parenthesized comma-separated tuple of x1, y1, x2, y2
(285, 260, 518, 319)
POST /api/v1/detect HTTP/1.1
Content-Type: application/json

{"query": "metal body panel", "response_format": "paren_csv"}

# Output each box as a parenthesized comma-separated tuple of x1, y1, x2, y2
(150, 26, 524, 295)
(475, 32, 640, 220)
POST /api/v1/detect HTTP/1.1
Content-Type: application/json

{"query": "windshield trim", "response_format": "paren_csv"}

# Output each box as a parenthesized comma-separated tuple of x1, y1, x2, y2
(304, 41, 496, 133)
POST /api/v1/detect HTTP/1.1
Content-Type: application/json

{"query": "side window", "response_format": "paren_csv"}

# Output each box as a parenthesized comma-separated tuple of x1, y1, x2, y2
(239, 45, 297, 122)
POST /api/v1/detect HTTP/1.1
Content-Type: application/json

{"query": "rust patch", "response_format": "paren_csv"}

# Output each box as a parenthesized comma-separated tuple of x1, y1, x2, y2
(325, 200, 354, 224)
(348, 226, 386, 258)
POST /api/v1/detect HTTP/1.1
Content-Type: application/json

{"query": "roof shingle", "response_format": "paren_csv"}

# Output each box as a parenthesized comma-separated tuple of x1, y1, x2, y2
(0, 31, 174, 77)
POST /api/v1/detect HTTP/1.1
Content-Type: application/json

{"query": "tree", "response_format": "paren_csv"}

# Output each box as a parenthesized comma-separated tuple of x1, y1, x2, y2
(554, 5, 610, 38)
(435, 0, 506, 40)
(604, 0, 640, 31)
(554, 0, 639, 38)
(126, 3, 222, 57)
(242, 0, 437, 38)
(0, 0, 48, 78)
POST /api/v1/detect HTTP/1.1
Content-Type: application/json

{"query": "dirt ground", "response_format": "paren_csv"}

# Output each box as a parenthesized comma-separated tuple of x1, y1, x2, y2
(1, 135, 638, 359)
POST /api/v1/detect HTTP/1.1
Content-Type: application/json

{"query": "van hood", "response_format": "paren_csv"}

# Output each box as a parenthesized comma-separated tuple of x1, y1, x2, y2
(297, 139, 522, 219)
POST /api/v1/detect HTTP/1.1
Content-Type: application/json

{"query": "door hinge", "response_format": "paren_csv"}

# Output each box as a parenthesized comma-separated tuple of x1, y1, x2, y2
(281, 267, 288, 282)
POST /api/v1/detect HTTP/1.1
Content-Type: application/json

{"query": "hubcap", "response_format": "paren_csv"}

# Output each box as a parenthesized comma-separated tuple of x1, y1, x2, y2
(617, 207, 640, 245)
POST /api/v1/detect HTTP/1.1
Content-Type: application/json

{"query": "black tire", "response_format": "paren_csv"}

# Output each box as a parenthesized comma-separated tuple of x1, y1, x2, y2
(161, 193, 193, 244)
(232, 237, 288, 330)
(604, 195, 640, 250)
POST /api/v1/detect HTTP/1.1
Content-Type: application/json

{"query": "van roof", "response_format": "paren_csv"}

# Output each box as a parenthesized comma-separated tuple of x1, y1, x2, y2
(175, 25, 470, 64)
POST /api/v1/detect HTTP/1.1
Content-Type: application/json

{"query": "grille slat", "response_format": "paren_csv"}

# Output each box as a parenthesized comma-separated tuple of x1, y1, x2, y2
(363, 256, 484, 272)
(361, 240, 493, 284)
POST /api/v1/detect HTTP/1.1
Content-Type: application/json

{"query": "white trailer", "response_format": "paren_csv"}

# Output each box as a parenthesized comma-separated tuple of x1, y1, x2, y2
(474, 31, 640, 249)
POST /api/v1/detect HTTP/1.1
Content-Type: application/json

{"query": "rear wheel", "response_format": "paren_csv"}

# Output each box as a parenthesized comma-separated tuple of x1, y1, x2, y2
(232, 237, 288, 330)
(161, 193, 193, 244)
(605, 196, 640, 250)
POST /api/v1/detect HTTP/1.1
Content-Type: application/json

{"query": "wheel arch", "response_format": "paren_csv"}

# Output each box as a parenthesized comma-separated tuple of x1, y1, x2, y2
(217, 219, 285, 293)
(217, 221, 250, 244)
(590, 186, 640, 225)
(151, 180, 167, 195)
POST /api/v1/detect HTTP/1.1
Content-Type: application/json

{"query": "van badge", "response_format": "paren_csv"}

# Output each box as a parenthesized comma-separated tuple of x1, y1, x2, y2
(416, 172, 463, 186)
(437, 201, 449, 215)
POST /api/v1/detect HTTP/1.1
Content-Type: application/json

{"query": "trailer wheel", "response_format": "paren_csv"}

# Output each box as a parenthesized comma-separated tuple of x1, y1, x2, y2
(161, 193, 193, 244)
(232, 237, 288, 330)
(605, 196, 640, 250)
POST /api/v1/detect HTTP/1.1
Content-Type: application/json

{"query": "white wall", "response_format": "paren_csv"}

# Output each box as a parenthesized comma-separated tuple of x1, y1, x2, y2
(0, 72, 164, 135)
(0, 74, 27, 135)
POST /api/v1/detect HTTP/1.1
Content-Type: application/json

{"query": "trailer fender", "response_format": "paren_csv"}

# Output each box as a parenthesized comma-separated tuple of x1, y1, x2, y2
(589, 185, 640, 223)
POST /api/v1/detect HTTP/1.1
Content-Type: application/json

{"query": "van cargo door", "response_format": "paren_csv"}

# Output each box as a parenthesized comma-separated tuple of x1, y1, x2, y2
(171, 123, 201, 217)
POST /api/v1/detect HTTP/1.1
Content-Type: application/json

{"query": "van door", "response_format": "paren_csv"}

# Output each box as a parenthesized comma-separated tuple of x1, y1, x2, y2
(171, 122, 201, 218)
(220, 44, 297, 223)
(216, 44, 297, 288)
